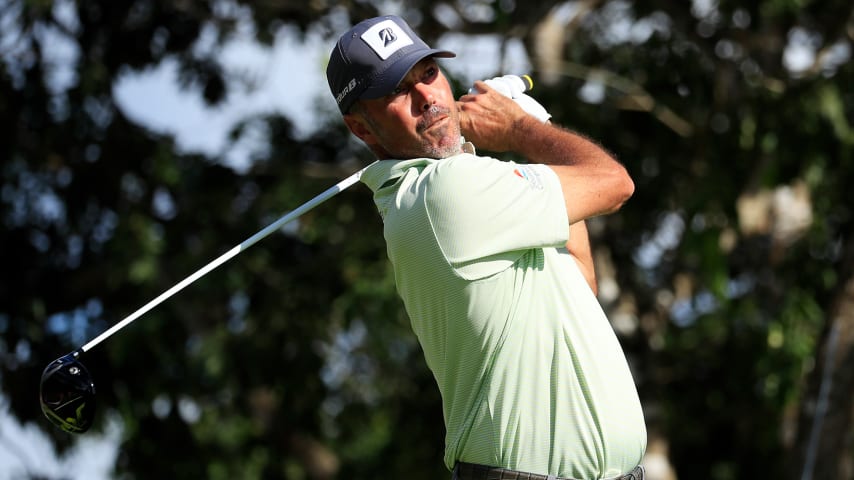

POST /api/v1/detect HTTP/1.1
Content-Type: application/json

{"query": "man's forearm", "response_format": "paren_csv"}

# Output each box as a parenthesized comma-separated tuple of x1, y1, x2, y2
(507, 116, 614, 168)
(567, 220, 597, 295)
(511, 117, 634, 223)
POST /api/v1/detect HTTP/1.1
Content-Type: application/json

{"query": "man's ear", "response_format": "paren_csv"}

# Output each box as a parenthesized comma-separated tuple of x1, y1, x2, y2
(343, 114, 375, 144)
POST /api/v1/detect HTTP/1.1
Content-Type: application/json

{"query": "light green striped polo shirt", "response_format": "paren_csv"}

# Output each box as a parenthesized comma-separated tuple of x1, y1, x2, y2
(361, 153, 646, 479)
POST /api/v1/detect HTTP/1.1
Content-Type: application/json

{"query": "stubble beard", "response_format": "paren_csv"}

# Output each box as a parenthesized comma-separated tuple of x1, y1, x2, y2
(415, 105, 462, 159)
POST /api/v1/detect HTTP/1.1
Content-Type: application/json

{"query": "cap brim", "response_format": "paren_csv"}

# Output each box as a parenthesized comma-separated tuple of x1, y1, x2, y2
(360, 49, 456, 100)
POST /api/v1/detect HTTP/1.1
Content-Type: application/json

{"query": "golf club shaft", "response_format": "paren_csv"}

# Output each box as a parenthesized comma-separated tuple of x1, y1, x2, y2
(80, 162, 376, 354)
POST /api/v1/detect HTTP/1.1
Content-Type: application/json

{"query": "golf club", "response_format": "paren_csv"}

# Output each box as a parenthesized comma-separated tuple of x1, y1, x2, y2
(40, 162, 375, 433)
(39, 73, 539, 434)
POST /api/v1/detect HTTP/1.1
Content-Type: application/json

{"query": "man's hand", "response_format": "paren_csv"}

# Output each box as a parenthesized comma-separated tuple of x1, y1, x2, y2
(477, 75, 552, 123)
(457, 80, 532, 152)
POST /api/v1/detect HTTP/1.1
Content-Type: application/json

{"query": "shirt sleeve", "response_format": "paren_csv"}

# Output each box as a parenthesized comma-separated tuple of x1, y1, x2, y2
(423, 154, 570, 279)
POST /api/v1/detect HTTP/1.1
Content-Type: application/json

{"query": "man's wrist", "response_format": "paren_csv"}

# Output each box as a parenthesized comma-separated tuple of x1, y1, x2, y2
(509, 115, 551, 158)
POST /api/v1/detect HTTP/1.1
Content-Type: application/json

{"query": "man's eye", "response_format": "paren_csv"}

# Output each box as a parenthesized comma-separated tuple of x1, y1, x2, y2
(390, 84, 407, 96)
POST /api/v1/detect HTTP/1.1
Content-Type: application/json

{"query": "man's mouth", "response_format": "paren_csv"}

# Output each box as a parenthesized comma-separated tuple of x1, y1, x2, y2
(423, 115, 447, 131)
(417, 106, 450, 132)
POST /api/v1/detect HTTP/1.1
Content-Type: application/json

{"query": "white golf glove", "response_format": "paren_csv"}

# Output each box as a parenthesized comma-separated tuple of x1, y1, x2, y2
(469, 74, 551, 123)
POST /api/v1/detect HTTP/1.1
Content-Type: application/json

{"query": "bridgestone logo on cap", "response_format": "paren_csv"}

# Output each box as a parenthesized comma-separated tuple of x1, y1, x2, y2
(361, 19, 413, 60)
(336, 78, 357, 105)
(379, 28, 397, 46)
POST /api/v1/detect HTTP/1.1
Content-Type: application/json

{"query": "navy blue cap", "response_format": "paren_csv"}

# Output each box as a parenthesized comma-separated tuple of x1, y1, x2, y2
(327, 15, 455, 113)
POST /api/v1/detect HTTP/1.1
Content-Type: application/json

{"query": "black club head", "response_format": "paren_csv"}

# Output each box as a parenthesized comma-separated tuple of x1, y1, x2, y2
(40, 352, 96, 434)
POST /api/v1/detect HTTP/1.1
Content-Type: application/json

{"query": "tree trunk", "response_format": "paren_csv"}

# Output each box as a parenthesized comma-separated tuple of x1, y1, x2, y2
(790, 234, 854, 480)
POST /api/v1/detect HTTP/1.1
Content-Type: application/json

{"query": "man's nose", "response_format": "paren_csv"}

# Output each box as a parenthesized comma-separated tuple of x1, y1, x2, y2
(412, 83, 436, 111)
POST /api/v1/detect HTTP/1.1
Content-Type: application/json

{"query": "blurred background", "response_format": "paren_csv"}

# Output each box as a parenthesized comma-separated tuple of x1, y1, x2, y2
(1, 0, 852, 478)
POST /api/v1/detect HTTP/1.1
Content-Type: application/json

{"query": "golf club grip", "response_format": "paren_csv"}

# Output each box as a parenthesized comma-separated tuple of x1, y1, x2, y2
(79, 162, 377, 354)
(491, 74, 533, 92)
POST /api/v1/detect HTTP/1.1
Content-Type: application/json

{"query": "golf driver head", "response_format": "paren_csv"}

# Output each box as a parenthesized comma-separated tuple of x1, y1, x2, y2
(40, 351, 96, 433)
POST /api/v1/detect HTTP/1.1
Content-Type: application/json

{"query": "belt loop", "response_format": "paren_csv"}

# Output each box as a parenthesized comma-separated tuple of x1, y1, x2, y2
(624, 465, 644, 480)
(452, 463, 460, 480)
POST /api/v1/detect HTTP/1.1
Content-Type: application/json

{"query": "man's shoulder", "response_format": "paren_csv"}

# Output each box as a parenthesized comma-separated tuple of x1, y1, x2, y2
(426, 153, 515, 192)
(361, 158, 433, 192)
(362, 153, 511, 195)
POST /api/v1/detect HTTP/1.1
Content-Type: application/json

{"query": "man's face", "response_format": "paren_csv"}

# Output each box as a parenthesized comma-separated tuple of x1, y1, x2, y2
(344, 58, 462, 160)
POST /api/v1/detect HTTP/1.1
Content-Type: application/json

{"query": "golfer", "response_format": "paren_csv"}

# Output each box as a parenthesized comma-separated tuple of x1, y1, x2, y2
(327, 15, 646, 480)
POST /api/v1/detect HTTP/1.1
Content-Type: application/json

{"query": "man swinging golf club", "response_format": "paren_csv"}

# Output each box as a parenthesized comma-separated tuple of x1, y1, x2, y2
(327, 15, 646, 480)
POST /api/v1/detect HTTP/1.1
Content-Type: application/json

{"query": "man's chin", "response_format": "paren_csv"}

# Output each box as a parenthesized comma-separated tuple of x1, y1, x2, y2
(386, 130, 463, 159)
(429, 128, 463, 158)
(432, 143, 464, 159)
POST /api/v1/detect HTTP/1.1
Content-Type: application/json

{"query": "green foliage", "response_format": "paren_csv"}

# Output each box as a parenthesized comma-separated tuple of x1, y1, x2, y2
(2, 0, 853, 479)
